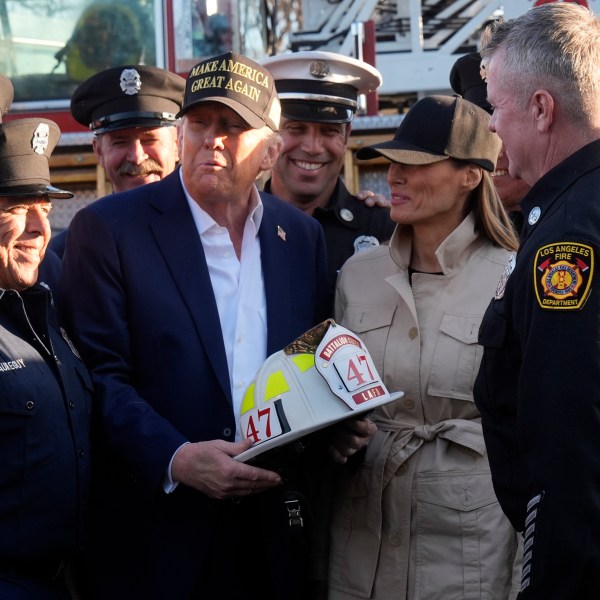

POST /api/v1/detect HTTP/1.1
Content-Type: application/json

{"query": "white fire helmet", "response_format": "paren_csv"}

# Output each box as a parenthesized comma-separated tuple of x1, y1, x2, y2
(235, 319, 403, 462)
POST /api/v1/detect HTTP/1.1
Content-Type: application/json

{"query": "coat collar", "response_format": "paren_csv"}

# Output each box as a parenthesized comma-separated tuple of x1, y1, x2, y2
(389, 213, 481, 275)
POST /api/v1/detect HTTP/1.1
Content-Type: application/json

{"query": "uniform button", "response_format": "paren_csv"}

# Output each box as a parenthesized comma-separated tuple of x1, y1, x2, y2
(25, 401, 35, 410)
(68, 401, 75, 409)
(408, 327, 418, 340)
(404, 398, 415, 409)
(223, 427, 232, 437)
(389, 532, 401, 546)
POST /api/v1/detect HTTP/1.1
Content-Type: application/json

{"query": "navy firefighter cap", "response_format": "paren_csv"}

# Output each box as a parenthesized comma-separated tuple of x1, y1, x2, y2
(71, 65, 186, 134)
(0, 118, 74, 199)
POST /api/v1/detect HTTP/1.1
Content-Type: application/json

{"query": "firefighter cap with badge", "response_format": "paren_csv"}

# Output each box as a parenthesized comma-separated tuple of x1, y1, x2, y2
(0, 73, 14, 122)
(70, 65, 186, 134)
(260, 50, 382, 124)
(0, 118, 74, 199)
(236, 319, 403, 463)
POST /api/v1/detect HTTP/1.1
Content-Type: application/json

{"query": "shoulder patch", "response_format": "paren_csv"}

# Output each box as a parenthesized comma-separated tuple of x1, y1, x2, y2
(534, 242, 594, 310)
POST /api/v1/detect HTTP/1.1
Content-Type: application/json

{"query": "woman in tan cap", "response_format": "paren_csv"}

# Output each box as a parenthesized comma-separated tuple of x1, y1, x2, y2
(326, 95, 520, 599)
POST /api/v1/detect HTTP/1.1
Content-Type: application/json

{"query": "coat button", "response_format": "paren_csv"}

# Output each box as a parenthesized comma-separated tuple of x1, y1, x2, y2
(68, 401, 75, 409)
(404, 398, 415, 409)
(223, 427, 232, 437)
(408, 327, 418, 340)
(389, 532, 402, 546)
(25, 401, 35, 410)
(78, 449, 85, 458)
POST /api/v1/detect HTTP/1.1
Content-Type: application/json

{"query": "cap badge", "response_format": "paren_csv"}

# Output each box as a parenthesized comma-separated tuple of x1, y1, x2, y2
(31, 123, 50, 155)
(310, 60, 330, 79)
(340, 208, 354, 222)
(528, 206, 541, 225)
(120, 68, 142, 96)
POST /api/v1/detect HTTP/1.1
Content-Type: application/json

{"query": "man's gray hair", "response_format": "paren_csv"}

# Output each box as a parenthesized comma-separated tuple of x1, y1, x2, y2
(481, 3, 600, 124)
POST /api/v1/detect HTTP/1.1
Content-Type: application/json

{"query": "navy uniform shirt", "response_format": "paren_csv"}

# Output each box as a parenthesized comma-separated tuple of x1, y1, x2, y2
(265, 178, 395, 315)
(0, 285, 92, 561)
(474, 139, 600, 599)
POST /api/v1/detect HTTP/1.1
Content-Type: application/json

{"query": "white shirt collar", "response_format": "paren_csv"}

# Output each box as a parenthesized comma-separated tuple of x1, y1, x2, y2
(178, 169, 264, 236)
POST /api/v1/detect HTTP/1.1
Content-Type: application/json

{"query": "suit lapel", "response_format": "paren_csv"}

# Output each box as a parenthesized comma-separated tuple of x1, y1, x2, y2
(260, 197, 293, 354)
(148, 173, 232, 404)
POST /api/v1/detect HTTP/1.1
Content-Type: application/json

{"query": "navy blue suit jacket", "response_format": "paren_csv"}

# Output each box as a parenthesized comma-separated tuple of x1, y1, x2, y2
(58, 169, 328, 598)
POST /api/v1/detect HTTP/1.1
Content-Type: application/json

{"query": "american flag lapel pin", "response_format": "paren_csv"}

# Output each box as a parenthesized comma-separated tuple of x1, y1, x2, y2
(277, 225, 287, 241)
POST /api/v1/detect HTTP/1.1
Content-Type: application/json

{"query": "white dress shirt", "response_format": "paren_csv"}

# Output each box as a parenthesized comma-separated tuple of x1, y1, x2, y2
(165, 174, 268, 492)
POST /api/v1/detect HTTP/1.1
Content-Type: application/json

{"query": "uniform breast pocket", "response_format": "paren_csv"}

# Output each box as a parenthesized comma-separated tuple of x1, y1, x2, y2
(0, 372, 42, 418)
(428, 312, 482, 402)
(0, 370, 41, 478)
(339, 304, 396, 373)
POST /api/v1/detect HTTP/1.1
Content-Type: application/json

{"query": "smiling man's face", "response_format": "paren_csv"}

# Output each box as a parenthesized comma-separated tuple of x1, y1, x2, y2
(270, 118, 349, 214)
(0, 197, 52, 291)
(93, 125, 179, 193)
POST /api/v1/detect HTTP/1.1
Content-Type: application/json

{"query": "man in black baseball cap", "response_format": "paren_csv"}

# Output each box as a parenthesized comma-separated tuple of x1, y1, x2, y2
(58, 50, 329, 599)
(0, 117, 91, 598)
(0, 74, 13, 122)
(70, 64, 185, 193)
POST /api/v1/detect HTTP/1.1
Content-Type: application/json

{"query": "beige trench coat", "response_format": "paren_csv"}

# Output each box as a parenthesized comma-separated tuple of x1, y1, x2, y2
(328, 215, 520, 600)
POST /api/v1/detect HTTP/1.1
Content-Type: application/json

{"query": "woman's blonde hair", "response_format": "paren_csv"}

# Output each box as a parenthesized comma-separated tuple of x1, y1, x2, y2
(466, 167, 519, 252)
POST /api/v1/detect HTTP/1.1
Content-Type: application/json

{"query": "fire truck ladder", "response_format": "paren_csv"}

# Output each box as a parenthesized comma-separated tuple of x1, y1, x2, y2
(290, 0, 507, 95)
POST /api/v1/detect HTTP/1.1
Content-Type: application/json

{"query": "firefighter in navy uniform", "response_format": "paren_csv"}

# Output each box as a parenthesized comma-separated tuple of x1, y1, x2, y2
(261, 52, 395, 313)
(473, 4, 600, 598)
(0, 118, 92, 599)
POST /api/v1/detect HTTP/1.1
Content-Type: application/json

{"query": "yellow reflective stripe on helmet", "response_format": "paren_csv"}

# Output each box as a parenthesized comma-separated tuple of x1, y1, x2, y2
(240, 382, 255, 415)
(291, 353, 315, 373)
(265, 370, 290, 401)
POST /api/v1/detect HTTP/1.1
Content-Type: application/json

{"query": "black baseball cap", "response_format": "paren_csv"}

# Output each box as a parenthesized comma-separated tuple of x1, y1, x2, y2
(449, 52, 492, 114)
(178, 51, 281, 131)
